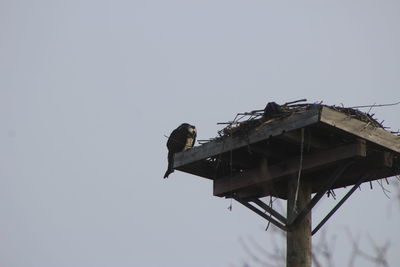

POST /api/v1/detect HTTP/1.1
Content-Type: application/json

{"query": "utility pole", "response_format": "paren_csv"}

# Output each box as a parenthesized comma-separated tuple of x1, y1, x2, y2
(287, 176, 312, 267)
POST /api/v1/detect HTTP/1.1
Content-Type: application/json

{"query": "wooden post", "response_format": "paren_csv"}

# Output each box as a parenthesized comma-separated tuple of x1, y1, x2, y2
(287, 176, 312, 267)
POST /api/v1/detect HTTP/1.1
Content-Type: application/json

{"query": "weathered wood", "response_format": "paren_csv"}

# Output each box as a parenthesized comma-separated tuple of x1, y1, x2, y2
(235, 198, 288, 231)
(249, 145, 287, 160)
(175, 161, 215, 180)
(251, 198, 287, 224)
(315, 161, 398, 190)
(383, 151, 394, 167)
(287, 176, 312, 267)
(172, 104, 400, 201)
(278, 129, 330, 149)
(234, 153, 398, 200)
(213, 141, 366, 197)
(174, 106, 321, 169)
(288, 162, 354, 226)
(320, 106, 400, 153)
(312, 174, 368, 235)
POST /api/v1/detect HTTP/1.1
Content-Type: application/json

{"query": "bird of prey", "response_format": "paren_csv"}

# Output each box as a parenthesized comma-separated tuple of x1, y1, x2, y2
(164, 123, 197, 178)
(263, 102, 283, 120)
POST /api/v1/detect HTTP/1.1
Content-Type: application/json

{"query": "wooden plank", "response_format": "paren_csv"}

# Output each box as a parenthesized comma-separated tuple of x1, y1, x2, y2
(175, 161, 215, 180)
(249, 144, 288, 160)
(225, 153, 400, 200)
(174, 106, 321, 169)
(234, 183, 287, 200)
(278, 129, 330, 149)
(213, 141, 366, 197)
(320, 106, 400, 153)
(321, 162, 400, 190)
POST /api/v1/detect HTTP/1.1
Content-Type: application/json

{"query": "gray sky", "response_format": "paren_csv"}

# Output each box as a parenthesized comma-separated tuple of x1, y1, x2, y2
(1, 0, 400, 266)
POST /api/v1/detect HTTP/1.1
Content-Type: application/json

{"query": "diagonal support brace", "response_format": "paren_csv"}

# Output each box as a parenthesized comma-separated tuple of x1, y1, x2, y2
(311, 173, 368, 235)
(287, 161, 354, 228)
(235, 198, 288, 231)
(251, 198, 287, 225)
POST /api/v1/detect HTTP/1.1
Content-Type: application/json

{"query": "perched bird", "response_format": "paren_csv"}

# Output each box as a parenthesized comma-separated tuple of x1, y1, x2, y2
(164, 123, 197, 178)
(263, 102, 283, 121)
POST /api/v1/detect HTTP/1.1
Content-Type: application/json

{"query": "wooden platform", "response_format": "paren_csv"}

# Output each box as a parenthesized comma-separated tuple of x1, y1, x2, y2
(173, 105, 400, 199)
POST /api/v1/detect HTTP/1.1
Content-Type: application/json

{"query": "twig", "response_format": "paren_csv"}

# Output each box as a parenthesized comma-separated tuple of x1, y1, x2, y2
(348, 101, 400, 109)
(327, 189, 336, 200)
(284, 98, 307, 106)
(367, 102, 376, 114)
(377, 179, 391, 199)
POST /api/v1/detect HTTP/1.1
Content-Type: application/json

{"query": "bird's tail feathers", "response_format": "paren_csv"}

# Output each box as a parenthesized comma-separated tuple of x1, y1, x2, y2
(163, 151, 174, 178)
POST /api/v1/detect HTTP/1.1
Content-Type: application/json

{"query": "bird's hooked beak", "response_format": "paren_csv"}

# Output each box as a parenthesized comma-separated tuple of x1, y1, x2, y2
(188, 126, 196, 136)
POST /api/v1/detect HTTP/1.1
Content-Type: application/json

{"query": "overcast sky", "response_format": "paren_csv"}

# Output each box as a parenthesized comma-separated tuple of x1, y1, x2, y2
(1, 0, 400, 266)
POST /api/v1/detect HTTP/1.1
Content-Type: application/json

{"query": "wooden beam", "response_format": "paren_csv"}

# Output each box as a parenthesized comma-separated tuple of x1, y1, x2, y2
(288, 162, 354, 226)
(249, 144, 287, 160)
(175, 161, 215, 180)
(278, 129, 330, 149)
(251, 198, 287, 224)
(286, 177, 312, 267)
(235, 157, 400, 201)
(315, 162, 400, 191)
(174, 106, 321, 169)
(311, 174, 368, 236)
(213, 141, 366, 197)
(234, 182, 287, 200)
(383, 151, 394, 167)
(235, 198, 288, 231)
(320, 107, 400, 153)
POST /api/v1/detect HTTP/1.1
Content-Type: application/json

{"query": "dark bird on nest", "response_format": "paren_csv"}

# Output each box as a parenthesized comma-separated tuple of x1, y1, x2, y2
(164, 123, 197, 178)
(263, 102, 283, 121)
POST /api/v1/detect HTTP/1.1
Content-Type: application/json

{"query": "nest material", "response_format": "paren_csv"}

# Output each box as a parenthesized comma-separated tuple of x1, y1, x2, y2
(217, 102, 384, 139)
(328, 106, 384, 128)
